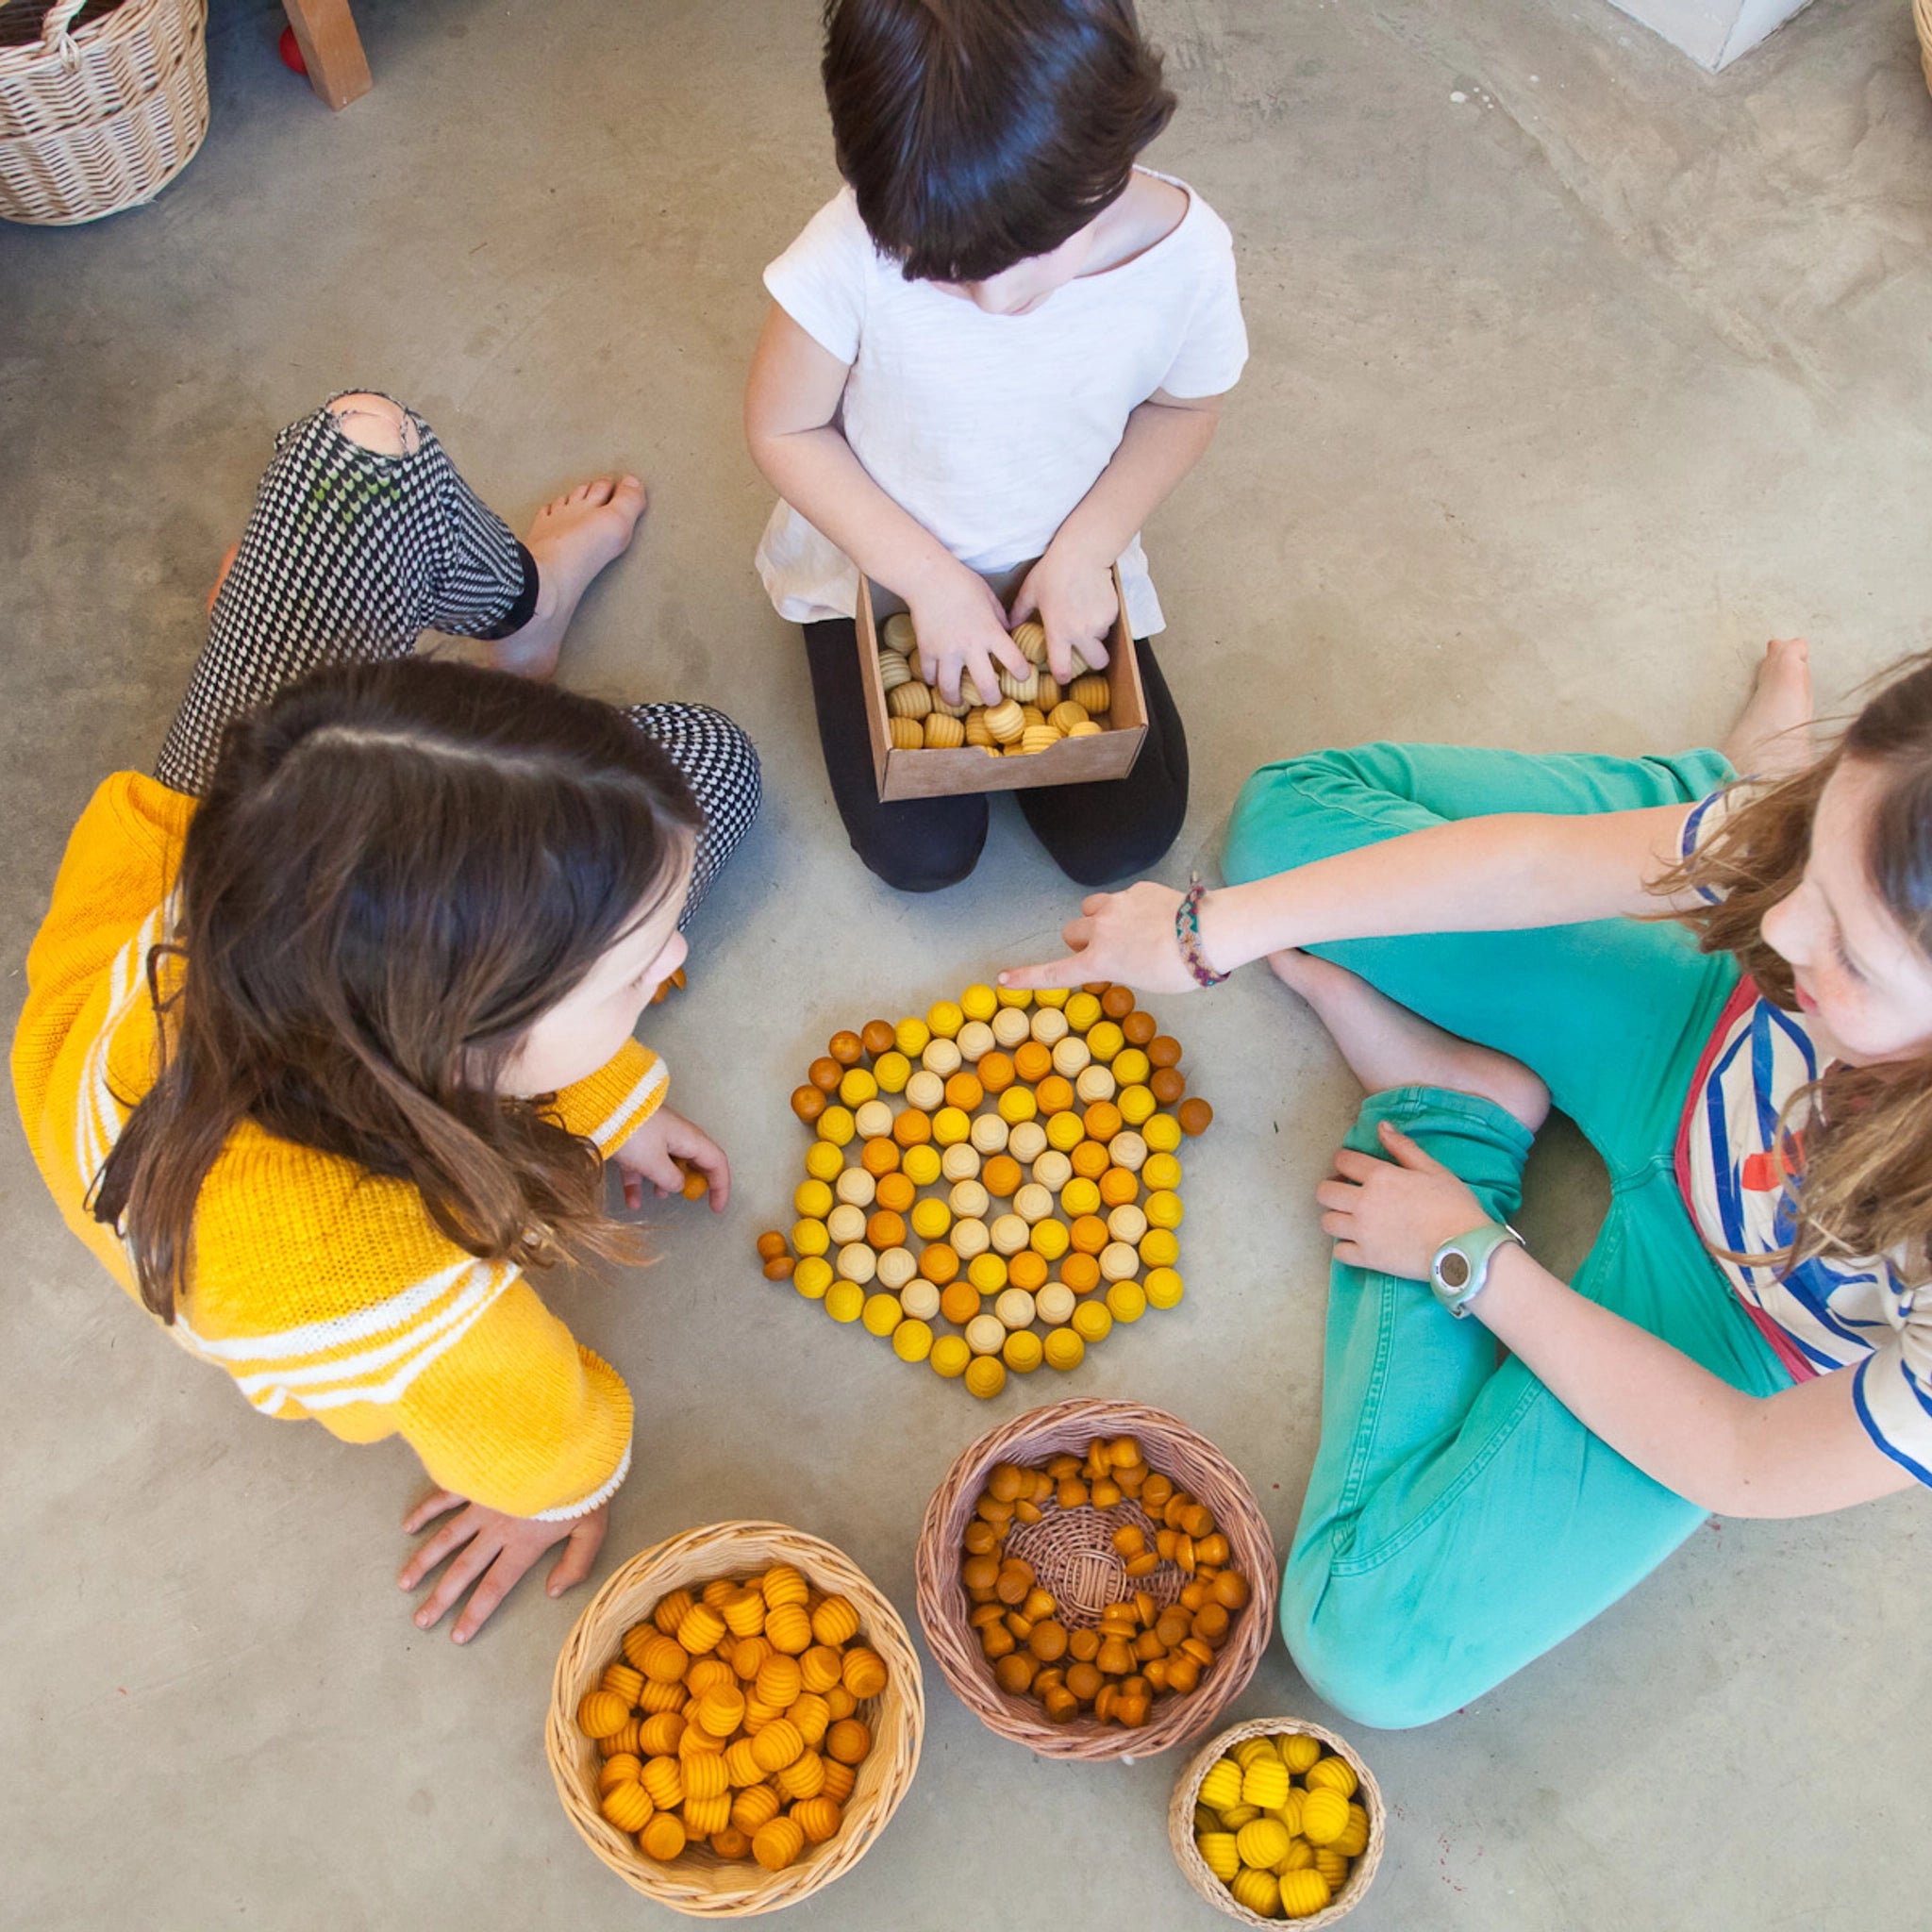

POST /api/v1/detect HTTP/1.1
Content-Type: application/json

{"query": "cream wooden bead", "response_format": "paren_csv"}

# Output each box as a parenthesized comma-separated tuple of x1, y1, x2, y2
(900, 1279, 941, 1322)
(1099, 1241, 1140, 1282)
(924, 712, 965, 749)
(956, 1019, 996, 1060)
(876, 650, 912, 692)
(876, 1246, 917, 1291)
(1010, 620, 1049, 664)
(1031, 1150, 1072, 1191)
(1048, 701, 1089, 734)
(1108, 1203, 1148, 1245)
(834, 1166, 876, 1208)
(930, 691, 971, 721)
(965, 1312, 1007, 1355)
(1012, 1183, 1054, 1224)
(921, 1037, 962, 1077)
(941, 1143, 982, 1184)
(984, 699, 1025, 743)
(881, 612, 917, 657)
(990, 1214, 1029, 1256)
(854, 1099, 893, 1140)
(905, 1070, 945, 1110)
(994, 1288, 1037, 1330)
(996, 666, 1038, 703)
(970, 1112, 1009, 1155)
(1020, 725, 1060, 755)
(1052, 1037, 1091, 1078)
(949, 1179, 991, 1220)
(951, 1217, 991, 1259)
(826, 1204, 867, 1246)
(991, 1008, 1032, 1048)
(1035, 1282, 1076, 1325)
(1069, 674, 1111, 714)
(1108, 1130, 1147, 1172)
(838, 1242, 877, 1285)
(887, 680, 933, 721)
(888, 715, 923, 751)
(1007, 1120, 1047, 1163)
(1029, 1007, 1069, 1046)
(957, 673, 989, 708)
(1067, 721, 1103, 738)
(1075, 1065, 1116, 1105)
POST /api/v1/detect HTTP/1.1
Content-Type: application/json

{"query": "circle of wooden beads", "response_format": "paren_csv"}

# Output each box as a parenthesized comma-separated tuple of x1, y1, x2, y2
(576, 1566, 890, 1874)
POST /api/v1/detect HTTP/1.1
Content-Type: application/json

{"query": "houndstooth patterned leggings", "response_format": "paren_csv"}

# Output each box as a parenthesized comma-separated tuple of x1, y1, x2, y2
(154, 394, 760, 924)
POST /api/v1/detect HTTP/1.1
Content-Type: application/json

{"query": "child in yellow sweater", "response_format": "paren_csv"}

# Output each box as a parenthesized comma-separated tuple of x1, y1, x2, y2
(14, 394, 761, 1643)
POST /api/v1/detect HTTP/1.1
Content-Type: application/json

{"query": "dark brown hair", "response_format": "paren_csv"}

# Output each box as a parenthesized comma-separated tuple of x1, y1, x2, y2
(92, 658, 704, 1323)
(823, 0, 1174, 282)
(1663, 655, 1932, 1275)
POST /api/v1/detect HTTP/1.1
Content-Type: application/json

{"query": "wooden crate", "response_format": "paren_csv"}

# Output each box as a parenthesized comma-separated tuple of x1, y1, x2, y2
(857, 562, 1147, 802)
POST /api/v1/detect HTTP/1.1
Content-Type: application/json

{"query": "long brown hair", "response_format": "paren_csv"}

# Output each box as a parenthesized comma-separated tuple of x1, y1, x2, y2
(1662, 655, 1932, 1275)
(92, 658, 703, 1323)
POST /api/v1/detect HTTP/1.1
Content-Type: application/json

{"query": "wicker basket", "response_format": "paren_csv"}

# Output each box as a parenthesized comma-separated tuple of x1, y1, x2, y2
(0, 0, 209, 225)
(915, 1397, 1276, 1760)
(1917, 0, 1932, 99)
(546, 1521, 924, 1918)
(1168, 1715, 1385, 1927)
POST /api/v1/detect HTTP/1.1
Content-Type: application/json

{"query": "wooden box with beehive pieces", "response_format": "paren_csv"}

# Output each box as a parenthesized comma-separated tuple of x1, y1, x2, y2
(856, 560, 1148, 802)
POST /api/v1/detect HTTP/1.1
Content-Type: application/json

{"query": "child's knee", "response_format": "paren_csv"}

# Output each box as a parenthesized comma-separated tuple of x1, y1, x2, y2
(858, 820, 985, 894)
(1279, 1570, 1463, 1732)
(1223, 746, 1390, 886)
(327, 393, 420, 457)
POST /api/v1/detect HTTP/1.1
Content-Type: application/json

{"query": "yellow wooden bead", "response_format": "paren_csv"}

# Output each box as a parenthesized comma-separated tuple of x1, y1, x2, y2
(731, 1783, 782, 1835)
(887, 680, 933, 720)
(639, 1812, 687, 1862)
(1198, 1760, 1244, 1810)
(903, 1142, 942, 1186)
(1229, 1867, 1280, 1918)
(777, 1749, 827, 1800)
(789, 1690, 833, 1747)
(792, 1794, 843, 1842)
(960, 982, 999, 1022)
(765, 1603, 813, 1656)
(681, 1749, 731, 1802)
(1140, 1228, 1180, 1270)
(1219, 1805, 1261, 1832)
(749, 1718, 805, 1774)
(793, 1177, 834, 1220)
(1300, 1786, 1350, 1845)
(1313, 1848, 1349, 1888)
(824, 1279, 865, 1324)
(752, 1814, 806, 1872)
(1071, 1300, 1113, 1342)
(1028, 1217, 1071, 1261)
(693, 1690, 745, 1741)
(756, 1654, 804, 1707)
(1196, 1830, 1240, 1882)
(1142, 1265, 1183, 1309)
(1274, 1833, 1313, 1873)
(1042, 1326, 1084, 1372)
(600, 1777, 654, 1832)
(641, 1756, 685, 1809)
(965, 1354, 1008, 1399)
(861, 1291, 903, 1338)
(985, 698, 1025, 743)
(1331, 1804, 1371, 1858)
(1243, 1758, 1291, 1810)
(1106, 1277, 1147, 1322)
(888, 715, 924, 750)
(931, 1334, 972, 1378)
(1270, 1788, 1307, 1837)
(1276, 1869, 1332, 1918)
(1276, 1732, 1322, 1774)
(683, 1790, 732, 1837)
(723, 1738, 763, 1787)
(1236, 1817, 1291, 1869)
(1003, 1328, 1044, 1374)
(793, 1255, 834, 1301)
(1141, 1111, 1181, 1153)
(1118, 1082, 1157, 1125)
(892, 1317, 934, 1362)
(924, 711, 965, 749)
(822, 1757, 857, 1804)
(1305, 1754, 1358, 1798)
(576, 1690, 631, 1739)
(1069, 675, 1111, 714)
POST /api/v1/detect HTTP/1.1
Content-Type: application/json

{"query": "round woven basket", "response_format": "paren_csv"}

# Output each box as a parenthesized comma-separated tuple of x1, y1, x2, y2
(915, 1397, 1276, 1760)
(1168, 1715, 1385, 1927)
(0, 0, 209, 225)
(546, 1521, 924, 1918)
(1916, 0, 1932, 99)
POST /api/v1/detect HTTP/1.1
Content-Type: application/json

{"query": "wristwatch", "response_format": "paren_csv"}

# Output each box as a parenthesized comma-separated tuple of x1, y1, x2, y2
(1428, 1222, 1524, 1318)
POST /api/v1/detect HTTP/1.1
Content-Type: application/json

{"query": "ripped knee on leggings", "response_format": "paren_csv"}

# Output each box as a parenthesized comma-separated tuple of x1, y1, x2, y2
(326, 393, 421, 458)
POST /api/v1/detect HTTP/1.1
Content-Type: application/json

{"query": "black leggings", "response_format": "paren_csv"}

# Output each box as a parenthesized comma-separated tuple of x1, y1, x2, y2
(802, 619, 1190, 893)
(155, 394, 761, 924)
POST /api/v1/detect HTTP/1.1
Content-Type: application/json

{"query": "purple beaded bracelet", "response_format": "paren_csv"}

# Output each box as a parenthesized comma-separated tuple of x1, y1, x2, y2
(1174, 874, 1229, 987)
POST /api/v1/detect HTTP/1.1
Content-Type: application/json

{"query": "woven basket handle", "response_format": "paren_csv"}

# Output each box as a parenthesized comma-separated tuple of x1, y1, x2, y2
(37, 0, 97, 57)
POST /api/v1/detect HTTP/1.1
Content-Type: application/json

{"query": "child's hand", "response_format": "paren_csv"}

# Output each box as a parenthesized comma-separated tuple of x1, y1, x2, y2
(906, 562, 1031, 708)
(999, 881, 1199, 994)
(613, 1106, 730, 1211)
(1010, 541, 1116, 686)
(1316, 1122, 1489, 1281)
(398, 1489, 608, 1644)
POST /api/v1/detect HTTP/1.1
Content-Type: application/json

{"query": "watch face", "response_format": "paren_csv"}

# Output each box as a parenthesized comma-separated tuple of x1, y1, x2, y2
(1439, 1251, 1471, 1290)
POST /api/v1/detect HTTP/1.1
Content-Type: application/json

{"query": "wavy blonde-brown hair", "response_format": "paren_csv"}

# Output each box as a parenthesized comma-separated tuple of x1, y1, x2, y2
(1659, 655, 1932, 1277)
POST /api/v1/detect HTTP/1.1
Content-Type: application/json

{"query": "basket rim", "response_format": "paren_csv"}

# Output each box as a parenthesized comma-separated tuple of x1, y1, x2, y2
(914, 1396, 1277, 1761)
(1167, 1714, 1386, 1928)
(546, 1519, 924, 1919)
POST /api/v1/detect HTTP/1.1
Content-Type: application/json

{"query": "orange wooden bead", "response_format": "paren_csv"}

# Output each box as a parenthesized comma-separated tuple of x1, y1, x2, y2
(756, 1233, 787, 1261)
(1013, 1041, 1053, 1082)
(977, 1051, 1016, 1092)
(828, 1030, 863, 1066)
(945, 1072, 985, 1111)
(1070, 1214, 1109, 1255)
(982, 1154, 1023, 1197)
(1059, 1252, 1101, 1294)
(1035, 1074, 1074, 1115)
(874, 1171, 916, 1212)
(808, 1056, 844, 1092)
(865, 1209, 907, 1250)
(1098, 1167, 1139, 1207)
(941, 1279, 981, 1324)
(861, 1019, 896, 1056)
(1008, 1250, 1048, 1291)
(1069, 1139, 1110, 1179)
(860, 1137, 901, 1177)
(919, 1242, 960, 1285)
(892, 1108, 933, 1147)
(791, 1085, 827, 1124)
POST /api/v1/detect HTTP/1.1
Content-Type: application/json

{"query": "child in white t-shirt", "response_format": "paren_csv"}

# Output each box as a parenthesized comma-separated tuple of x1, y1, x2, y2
(745, 0, 1246, 892)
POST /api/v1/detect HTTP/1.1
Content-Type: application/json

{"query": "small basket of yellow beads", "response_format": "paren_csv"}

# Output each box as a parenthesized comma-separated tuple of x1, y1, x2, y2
(1167, 1716, 1383, 1924)
(546, 1521, 924, 1917)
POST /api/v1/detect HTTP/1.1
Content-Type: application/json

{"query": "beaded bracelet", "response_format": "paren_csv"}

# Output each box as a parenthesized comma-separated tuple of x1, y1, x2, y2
(1174, 874, 1230, 988)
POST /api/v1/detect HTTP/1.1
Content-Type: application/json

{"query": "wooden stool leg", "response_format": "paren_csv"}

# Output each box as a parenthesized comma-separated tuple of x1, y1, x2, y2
(282, 0, 373, 110)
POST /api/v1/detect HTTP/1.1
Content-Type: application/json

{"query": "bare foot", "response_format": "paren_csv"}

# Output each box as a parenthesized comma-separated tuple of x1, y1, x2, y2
(1721, 637, 1814, 777)
(1268, 948, 1551, 1133)
(491, 475, 648, 679)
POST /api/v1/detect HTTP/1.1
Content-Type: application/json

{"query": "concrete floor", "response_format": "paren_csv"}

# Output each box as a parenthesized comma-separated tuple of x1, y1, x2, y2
(3, 0, 1928, 1925)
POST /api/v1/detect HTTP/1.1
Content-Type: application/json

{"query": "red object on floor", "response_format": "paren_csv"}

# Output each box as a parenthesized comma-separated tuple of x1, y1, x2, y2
(278, 24, 308, 75)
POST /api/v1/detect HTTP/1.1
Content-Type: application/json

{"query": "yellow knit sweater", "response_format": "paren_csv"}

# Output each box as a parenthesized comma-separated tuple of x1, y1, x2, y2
(12, 773, 669, 1520)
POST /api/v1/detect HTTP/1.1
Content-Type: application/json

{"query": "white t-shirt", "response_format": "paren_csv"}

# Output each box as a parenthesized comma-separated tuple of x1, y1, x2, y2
(754, 170, 1248, 637)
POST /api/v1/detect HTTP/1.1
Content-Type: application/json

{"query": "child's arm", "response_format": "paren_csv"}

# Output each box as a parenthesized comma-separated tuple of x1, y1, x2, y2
(744, 304, 1029, 706)
(1002, 802, 1705, 993)
(1325, 1121, 1917, 1517)
(1012, 389, 1224, 684)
